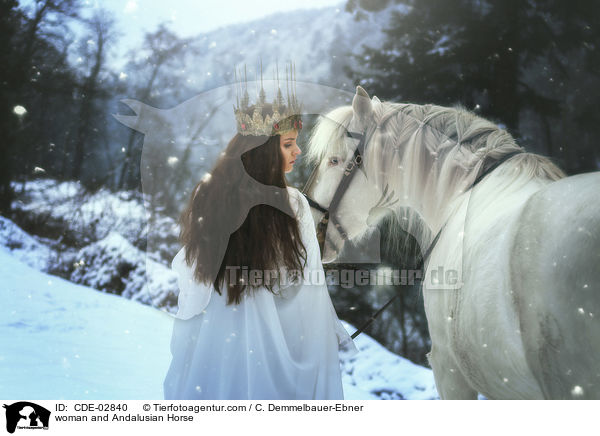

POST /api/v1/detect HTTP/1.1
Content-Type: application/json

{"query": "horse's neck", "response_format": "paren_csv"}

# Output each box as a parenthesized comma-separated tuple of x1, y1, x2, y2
(414, 159, 558, 240)
(401, 158, 477, 236)
(385, 103, 565, 238)
(426, 175, 472, 233)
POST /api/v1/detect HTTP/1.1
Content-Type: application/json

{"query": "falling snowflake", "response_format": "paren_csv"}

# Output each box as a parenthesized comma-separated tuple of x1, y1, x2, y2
(571, 385, 584, 397)
(124, 0, 138, 13)
(13, 105, 27, 116)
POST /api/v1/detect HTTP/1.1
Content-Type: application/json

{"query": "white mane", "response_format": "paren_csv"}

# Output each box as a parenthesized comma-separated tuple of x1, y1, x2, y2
(307, 100, 566, 250)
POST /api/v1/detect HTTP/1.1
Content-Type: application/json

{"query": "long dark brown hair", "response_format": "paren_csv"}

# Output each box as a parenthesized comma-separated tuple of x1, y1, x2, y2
(178, 104, 307, 304)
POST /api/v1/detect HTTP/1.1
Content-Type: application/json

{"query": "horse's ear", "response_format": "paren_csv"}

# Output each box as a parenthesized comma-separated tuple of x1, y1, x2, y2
(112, 99, 152, 133)
(352, 85, 373, 125)
(372, 95, 381, 104)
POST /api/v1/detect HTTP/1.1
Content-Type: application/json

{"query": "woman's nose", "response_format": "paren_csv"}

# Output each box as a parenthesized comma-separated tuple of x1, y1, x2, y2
(294, 145, 301, 155)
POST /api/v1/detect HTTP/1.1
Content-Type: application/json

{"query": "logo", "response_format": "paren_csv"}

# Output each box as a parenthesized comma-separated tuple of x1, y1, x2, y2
(3, 402, 50, 433)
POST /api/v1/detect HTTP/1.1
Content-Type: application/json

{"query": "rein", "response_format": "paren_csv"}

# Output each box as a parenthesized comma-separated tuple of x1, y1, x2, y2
(302, 122, 523, 339)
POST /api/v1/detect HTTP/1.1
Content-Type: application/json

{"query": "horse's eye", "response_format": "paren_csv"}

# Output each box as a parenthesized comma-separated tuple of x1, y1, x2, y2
(328, 157, 339, 167)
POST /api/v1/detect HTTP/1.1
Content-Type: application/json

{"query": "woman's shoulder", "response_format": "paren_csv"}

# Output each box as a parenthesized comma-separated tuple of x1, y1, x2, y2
(286, 186, 310, 217)
(286, 185, 300, 197)
(286, 186, 309, 206)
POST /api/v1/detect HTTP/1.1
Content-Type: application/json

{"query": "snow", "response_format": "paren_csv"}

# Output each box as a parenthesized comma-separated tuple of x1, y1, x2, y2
(13, 179, 153, 245)
(0, 216, 53, 272)
(340, 322, 438, 400)
(69, 231, 167, 305)
(0, 246, 168, 400)
(0, 218, 438, 400)
(13, 105, 27, 116)
(3, 208, 178, 318)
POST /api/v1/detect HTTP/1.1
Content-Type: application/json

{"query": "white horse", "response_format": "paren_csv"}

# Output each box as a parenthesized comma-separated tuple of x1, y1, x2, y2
(305, 86, 600, 399)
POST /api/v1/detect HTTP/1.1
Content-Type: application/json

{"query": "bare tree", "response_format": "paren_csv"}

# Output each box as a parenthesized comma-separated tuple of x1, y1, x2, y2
(19, 0, 79, 76)
(70, 8, 116, 182)
(117, 24, 193, 190)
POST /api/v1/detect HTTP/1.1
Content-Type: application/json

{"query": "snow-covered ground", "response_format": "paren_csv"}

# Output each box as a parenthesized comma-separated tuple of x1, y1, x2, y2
(0, 222, 438, 400)
(7, 179, 180, 310)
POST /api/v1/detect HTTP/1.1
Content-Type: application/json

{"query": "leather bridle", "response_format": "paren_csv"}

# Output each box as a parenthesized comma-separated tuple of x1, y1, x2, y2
(301, 122, 377, 256)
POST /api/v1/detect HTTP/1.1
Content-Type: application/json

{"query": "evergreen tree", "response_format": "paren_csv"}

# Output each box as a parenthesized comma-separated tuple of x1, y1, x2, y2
(347, 0, 600, 172)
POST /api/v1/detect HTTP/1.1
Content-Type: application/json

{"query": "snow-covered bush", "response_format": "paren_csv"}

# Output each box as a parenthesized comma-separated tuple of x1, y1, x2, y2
(0, 216, 54, 271)
(69, 231, 177, 309)
(6, 179, 180, 311)
(10, 178, 181, 259)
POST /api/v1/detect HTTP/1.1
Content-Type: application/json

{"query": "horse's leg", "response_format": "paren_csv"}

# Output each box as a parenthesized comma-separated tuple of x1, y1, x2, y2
(427, 346, 478, 400)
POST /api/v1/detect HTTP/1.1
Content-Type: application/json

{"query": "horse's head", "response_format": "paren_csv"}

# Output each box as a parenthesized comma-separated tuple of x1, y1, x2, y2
(305, 86, 392, 263)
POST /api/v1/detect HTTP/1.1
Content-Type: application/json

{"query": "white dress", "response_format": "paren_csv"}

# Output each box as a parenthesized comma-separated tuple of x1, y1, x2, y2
(163, 186, 358, 400)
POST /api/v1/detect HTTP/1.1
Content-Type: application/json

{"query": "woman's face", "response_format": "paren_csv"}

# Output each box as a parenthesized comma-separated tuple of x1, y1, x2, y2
(279, 130, 301, 173)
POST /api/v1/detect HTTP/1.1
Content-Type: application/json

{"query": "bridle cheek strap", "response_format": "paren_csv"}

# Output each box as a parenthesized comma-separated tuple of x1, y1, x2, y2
(302, 125, 373, 256)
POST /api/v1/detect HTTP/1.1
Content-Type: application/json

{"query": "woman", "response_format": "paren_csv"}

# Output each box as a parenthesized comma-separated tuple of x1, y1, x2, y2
(163, 96, 358, 400)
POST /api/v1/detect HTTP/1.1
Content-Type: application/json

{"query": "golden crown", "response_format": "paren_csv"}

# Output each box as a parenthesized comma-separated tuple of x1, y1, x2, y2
(234, 62, 302, 136)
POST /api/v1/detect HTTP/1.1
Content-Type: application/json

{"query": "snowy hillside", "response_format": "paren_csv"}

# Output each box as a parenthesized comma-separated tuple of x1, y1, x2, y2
(123, 2, 407, 94)
(7, 179, 179, 309)
(0, 219, 438, 400)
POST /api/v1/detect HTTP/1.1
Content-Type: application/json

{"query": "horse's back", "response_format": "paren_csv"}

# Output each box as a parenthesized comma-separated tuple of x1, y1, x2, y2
(511, 172, 600, 399)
